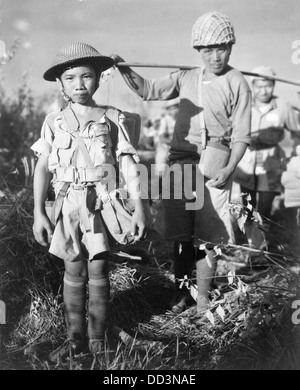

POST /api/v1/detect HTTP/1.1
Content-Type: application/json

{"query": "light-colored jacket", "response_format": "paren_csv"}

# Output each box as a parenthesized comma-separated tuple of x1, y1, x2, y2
(143, 65, 251, 160)
(234, 96, 300, 192)
(31, 105, 140, 195)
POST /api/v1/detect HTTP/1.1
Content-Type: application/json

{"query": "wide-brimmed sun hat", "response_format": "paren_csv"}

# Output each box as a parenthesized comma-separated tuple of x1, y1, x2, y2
(43, 42, 115, 81)
(250, 66, 276, 83)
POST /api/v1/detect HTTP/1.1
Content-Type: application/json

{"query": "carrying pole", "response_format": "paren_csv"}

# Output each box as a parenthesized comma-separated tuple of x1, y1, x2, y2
(116, 62, 300, 87)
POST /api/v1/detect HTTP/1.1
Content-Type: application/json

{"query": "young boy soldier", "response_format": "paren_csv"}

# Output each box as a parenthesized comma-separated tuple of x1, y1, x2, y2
(112, 11, 252, 314)
(234, 66, 300, 221)
(31, 42, 147, 361)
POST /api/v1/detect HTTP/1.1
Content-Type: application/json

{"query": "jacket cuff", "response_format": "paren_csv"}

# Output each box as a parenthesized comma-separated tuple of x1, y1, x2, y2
(31, 138, 51, 158)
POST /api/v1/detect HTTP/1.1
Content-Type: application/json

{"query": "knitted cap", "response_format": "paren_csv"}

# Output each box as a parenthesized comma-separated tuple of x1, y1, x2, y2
(250, 66, 276, 82)
(191, 12, 236, 48)
(43, 42, 115, 81)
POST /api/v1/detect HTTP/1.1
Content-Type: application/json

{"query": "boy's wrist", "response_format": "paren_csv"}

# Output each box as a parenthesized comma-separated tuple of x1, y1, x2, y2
(223, 164, 236, 177)
(34, 206, 46, 217)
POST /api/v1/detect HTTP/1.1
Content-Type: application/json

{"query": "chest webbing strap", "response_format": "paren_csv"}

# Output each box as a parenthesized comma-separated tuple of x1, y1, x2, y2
(49, 105, 105, 229)
(56, 105, 124, 234)
(73, 133, 124, 235)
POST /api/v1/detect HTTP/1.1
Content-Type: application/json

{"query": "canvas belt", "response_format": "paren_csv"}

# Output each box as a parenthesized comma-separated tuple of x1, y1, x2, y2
(55, 166, 107, 183)
(207, 135, 230, 147)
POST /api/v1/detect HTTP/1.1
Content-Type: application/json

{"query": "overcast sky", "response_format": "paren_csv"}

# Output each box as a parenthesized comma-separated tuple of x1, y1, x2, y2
(0, 0, 300, 114)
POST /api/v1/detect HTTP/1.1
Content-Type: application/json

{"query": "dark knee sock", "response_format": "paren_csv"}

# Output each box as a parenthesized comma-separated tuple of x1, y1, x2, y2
(63, 272, 87, 342)
(88, 275, 110, 340)
(173, 241, 195, 290)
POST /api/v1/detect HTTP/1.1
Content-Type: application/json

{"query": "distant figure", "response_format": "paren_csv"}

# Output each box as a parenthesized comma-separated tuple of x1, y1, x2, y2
(139, 117, 160, 150)
(154, 99, 179, 177)
(234, 66, 300, 221)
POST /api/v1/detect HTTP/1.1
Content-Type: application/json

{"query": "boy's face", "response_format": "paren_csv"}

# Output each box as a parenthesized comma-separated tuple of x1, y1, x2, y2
(60, 64, 97, 104)
(198, 44, 232, 75)
(252, 79, 275, 103)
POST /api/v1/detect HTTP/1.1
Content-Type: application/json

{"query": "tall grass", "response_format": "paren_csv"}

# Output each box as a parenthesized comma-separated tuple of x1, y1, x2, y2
(0, 187, 299, 370)
(0, 73, 299, 370)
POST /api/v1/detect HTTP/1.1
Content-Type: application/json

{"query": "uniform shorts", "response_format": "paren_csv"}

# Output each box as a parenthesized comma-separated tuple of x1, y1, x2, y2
(49, 186, 111, 262)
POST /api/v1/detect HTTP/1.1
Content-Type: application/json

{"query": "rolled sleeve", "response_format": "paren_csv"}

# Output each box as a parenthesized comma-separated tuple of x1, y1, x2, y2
(31, 118, 55, 157)
(31, 138, 52, 158)
(116, 140, 140, 163)
(143, 71, 180, 101)
(231, 91, 252, 145)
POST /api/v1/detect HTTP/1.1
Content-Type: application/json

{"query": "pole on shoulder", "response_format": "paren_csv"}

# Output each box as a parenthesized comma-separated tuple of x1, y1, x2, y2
(116, 62, 300, 87)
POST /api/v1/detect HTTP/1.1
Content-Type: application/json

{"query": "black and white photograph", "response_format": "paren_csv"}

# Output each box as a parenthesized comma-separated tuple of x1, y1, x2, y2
(0, 0, 299, 373)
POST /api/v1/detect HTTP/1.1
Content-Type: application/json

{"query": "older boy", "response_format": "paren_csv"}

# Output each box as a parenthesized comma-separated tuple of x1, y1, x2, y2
(113, 11, 251, 314)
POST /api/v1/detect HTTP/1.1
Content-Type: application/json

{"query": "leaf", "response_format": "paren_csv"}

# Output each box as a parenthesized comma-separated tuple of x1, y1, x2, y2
(179, 274, 189, 289)
(244, 193, 253, 211)
(179, 243, 182, 254)
(229, 201, 243, 219)
(237, 311, 246, 322)
(226, 303, 233, 314)
(213, 245, 223, 257)
(199, 244, 206, 251)
(235, 278, 245, 295)
(253, 210, 263, 225)
(206, 254, 212, 268)
(241, 282, 248, 294)
(189, 283, 198, 302)
(205, 310, 215, 326)
(179, 280, 185, 289)
(237, 212, 248, 233)
(229, 201, 248, 233)
(227, 271, 235, 285)
(216, 305, 226, 322)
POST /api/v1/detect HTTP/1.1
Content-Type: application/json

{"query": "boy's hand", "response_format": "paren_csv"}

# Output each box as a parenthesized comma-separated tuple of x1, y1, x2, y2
(33, 213, 53, 247)
(130, 205, 147, 243)
(110, 54, 126, 66)
(207, 167, 232, 188)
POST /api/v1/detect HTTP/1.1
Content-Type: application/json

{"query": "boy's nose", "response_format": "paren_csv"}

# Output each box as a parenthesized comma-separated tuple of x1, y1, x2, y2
(212, 50, 219, 61)
(75, 78, 85, 89)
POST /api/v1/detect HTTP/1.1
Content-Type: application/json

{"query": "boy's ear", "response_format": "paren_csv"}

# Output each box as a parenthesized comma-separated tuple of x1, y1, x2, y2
(56, 77, 71, 102)
(56, 77, 63, 90)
